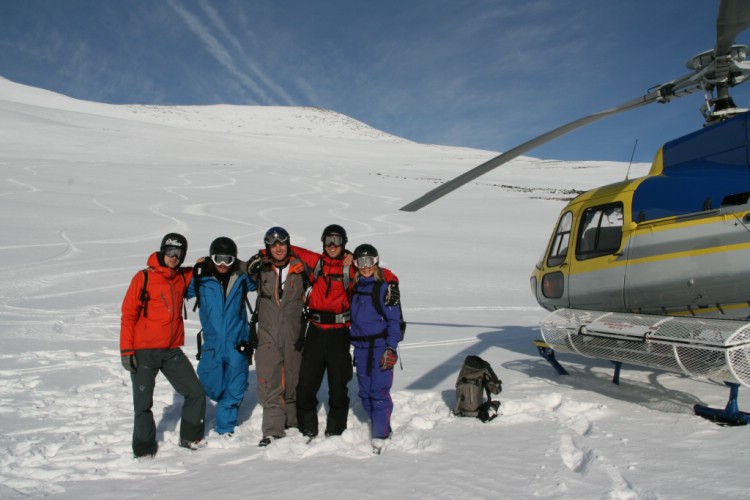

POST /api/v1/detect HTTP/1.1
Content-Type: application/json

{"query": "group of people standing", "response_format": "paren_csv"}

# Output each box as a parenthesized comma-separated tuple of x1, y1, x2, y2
(119, 225, 403, 458)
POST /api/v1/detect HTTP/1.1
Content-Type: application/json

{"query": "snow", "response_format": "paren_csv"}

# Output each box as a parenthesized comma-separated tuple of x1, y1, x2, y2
(0, 75, 747, 499)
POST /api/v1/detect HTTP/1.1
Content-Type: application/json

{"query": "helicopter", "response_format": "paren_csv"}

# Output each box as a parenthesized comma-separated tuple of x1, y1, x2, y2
(401, 0, 750, 425)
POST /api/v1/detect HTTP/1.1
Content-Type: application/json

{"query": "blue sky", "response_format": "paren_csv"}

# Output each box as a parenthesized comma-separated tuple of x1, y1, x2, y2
(2, 0, 748, 162)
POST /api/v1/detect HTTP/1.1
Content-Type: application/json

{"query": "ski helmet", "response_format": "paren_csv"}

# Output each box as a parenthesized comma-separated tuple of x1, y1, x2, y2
(209, 236, 238, 257)
(160, 232, 188, 265)
(321, 224, 348, 247)
(264, 226, 290, 251)
(353, 243, 379, 268)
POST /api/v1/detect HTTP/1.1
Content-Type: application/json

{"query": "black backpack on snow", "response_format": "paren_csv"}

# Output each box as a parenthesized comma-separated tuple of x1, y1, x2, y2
(453, 355, 502, 422)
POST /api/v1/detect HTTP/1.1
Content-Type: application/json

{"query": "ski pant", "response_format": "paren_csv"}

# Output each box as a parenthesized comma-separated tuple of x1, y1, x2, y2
(353, 344, 393, 439)
(254, 338, 303, 438)
(197, 347, 250, 435)
(296, 324, 352, 436)
(130, 348, 206, 457)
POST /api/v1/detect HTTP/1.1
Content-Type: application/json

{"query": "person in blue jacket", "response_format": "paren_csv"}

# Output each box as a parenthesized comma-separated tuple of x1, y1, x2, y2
(349, 244, 403, 448)
(186, 236, 256, 436)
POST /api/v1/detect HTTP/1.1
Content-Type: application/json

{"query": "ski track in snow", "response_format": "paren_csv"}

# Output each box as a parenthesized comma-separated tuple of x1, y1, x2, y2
(0, 343, 633, 496)
(0, 161, 442, 495)
(0, 99, 706, 498)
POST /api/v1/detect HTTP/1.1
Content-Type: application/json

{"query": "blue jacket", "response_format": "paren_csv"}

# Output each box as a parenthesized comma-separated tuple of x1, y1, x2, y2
(350, 274, 402, 349)
(186, 264, 257, 355)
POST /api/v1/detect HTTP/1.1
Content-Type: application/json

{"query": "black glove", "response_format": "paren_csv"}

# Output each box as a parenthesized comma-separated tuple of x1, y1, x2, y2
(195, 257, 213, 277)
(294, 336, 305, 352)
(247, 252, 263, 276)
(121, 354, 137, 373)
(295, 316, 308, 352)
(236, 341, 253, 357)
(385, 282, 400, 306)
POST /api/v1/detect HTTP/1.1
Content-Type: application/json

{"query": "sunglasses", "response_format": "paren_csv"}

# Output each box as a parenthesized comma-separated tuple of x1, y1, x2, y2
(211, 254, 236, 266)
(355, 256, 378, 268)
(164, 247, 183, 259)
(323, 235, 344, 247)
(264, 232, 289, 246)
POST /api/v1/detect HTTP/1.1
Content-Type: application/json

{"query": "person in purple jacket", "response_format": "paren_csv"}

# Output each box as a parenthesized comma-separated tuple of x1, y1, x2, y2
(349, 244, 403, 451)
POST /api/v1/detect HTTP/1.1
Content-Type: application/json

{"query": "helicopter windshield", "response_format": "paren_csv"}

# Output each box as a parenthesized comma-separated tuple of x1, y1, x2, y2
(546, 212, 572, 267)
(576, 203, 624, 260)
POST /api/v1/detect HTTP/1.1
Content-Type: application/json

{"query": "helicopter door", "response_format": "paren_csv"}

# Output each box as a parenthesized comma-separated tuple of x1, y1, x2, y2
(567, 202, 627, 311)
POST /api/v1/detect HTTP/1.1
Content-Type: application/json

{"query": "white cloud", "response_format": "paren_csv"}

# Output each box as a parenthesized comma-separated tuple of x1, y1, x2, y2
(167, 0, 284, 104)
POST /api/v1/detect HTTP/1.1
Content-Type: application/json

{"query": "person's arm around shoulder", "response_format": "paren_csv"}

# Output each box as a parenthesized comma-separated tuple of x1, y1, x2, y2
(290, 245, 320, 268)
(238, 259, 258, 292)
(380, 268, 400, 306)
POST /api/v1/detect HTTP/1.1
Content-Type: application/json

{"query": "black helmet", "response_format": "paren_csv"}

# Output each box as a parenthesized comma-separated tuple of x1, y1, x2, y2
(210, 236, 238, 257)
(353, 243, 379, 268)
(353, 243, 378, 259)
(160, 232, 188, 265)
(264, 226, 290, 251)
(321, 224, 348, 247)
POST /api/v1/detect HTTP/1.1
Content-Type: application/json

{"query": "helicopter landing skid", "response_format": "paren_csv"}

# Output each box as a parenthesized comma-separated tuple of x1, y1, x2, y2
(534, 340, 627, 384)
(694, 382, 750, 426)
(533, 340, 569, 376)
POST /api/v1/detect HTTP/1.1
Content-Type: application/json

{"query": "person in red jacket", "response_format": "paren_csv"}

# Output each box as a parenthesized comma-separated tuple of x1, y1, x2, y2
(120, 233, 206, 458)
(293, 225, 400, 439)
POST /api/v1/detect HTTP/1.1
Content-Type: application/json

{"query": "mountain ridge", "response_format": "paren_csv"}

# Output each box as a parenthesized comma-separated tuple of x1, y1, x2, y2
(0, 76, 405, 141)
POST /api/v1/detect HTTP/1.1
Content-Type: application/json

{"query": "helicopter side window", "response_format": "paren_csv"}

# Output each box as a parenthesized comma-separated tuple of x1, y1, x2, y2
(576, 203, 623, 260)
(546, 212, 572, 267)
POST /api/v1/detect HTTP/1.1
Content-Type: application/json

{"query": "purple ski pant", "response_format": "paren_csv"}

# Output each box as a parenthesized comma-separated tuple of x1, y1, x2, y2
(353, 344, 393, 439)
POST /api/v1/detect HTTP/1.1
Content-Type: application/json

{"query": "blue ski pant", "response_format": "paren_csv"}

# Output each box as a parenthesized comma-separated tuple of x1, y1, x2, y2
(197, 348, 250, 435)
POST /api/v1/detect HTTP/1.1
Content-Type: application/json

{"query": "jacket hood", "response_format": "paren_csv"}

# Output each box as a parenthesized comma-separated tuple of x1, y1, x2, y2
(147, 252, 180, 278)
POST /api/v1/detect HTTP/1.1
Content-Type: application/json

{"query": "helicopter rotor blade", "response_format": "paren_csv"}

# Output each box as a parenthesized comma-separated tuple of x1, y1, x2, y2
(716, 0, 750, 56)
(400, 67, 711, 213)
(400, 0, 750, 213)
(400, 94, 658, 212)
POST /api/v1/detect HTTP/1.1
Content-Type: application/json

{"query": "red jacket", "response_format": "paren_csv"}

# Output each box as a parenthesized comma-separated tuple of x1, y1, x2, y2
(120, 252, 193, 355)
(291, 245, 398, 329)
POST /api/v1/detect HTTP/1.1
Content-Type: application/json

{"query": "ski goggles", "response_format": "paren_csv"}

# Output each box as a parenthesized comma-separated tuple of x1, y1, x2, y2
(354, 256, 378, 268)
(264, 231, 289, 246)
(164, 247, 183, 259)
(323, 235, 345, 247)
(211, 254, 236, 266)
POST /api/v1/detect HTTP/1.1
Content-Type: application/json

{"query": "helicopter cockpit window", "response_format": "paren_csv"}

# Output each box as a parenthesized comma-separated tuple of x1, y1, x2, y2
(576, 203, 623, 260)
(546, 212, 572, 267)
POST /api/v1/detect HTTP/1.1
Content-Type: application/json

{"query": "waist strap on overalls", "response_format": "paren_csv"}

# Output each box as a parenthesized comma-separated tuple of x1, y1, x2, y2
(353, 330, 387, 374)
(308, 310, 351, 325)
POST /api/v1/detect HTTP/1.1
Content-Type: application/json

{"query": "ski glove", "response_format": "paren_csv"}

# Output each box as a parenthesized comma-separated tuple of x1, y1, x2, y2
(194, 257, 213, 277)
(121, 354, 137, 373)
(385, 282, 400, 306)
(380, 347, 398, 370)
(247, 252, 263, 276)
(294, 336, 305, 352)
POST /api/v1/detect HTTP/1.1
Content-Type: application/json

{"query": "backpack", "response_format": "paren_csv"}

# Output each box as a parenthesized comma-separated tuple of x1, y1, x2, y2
(137, 268, 187, 320)
(453, 355, 502, 422)
(312, 256, 349, 294)
(370, 281, 406, 339)
(137, 269, 150, 319)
